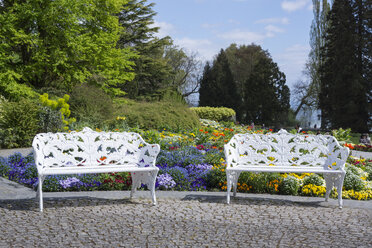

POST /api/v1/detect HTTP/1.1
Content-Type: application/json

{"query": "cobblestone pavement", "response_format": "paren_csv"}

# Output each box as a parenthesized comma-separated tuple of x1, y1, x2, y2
(0, 195, 371, 248)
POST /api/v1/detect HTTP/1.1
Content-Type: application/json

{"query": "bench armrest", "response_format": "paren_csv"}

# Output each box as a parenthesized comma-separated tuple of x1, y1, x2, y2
(326, 146, 349, 171)
(140, 143, 160, 167)
(224, 143, 238, 168)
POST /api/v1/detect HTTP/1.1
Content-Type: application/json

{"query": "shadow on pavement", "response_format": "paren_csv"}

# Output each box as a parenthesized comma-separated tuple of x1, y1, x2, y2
(181, 194, 332, 209)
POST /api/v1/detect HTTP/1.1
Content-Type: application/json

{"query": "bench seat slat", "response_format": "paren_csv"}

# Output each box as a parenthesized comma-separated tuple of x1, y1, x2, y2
(227, 166, 341, 174)
(41, 165, 158, 175)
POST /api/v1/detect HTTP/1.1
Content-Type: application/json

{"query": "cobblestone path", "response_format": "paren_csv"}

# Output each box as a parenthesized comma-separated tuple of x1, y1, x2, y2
(0, 197, 371, 247)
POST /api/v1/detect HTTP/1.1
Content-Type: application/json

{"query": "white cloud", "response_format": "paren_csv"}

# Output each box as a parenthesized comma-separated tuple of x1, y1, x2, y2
(265, 25, 285, 37)
(218, 29, 266, 45)
(151, 21, 175, 38)
(281, 0, 310, 12)
(201, 23, 220, 29)
(174, 38, 217, 61)
(255, 17, 290, 25)
(228, 19, 241, 25)
(273, 44, 310, 89)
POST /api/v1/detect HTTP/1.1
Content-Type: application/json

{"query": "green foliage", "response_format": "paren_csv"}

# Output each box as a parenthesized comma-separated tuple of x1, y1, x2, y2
(205, 167, 226, 190)
(69, 83, 114, 127)
(190, 107, 236, 122)
(200, 44, 290, 125)
(0, 99, 40, 148)
(344, 170, 364, 191)
(331, 128, 352, 142)
(238, 172, 282, 194)
(319, 0, 370, 132)
(0, 0, 136, 96)
(38, 106, 63, 133)
(99, 172, 132, 190)
(302, 174, 324, 186)
(199, 49, 240, 113)
(40, 93, 75, 131)
(279, 176, 300, 195)
(117, 0, 173, 97)
(115, 100, 200, 132)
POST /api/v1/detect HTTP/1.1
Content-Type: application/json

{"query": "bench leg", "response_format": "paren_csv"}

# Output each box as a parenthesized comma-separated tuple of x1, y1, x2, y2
(324, 174, 334, 202)
(130, 172, 139, 200)
(149, 171, 158, 206)
(233, 172, 241, 197)
(38, 175, 45, 212)
(226, 171, 237, 204)
(336, 172, 346, 209)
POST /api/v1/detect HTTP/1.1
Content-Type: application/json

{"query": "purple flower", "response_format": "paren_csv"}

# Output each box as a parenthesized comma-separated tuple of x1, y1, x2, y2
(59, 177, 82, 189)
(156, 173, 176, 189)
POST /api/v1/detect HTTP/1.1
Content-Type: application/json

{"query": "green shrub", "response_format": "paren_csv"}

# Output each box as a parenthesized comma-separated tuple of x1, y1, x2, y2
(115, 100, 200, 132)
(344, 170, 364, 191)
(69, 83, 114, 127)
(332, 128, 352, 143)
(190, 107, 236, 122)
(279, 176, 300, 195)
(39, 93, 75, 131)
(238, 172, 281, 194)
(0, 98, 40, 148)
(302, 174, 324, 186)
(38, 106, 63, 133)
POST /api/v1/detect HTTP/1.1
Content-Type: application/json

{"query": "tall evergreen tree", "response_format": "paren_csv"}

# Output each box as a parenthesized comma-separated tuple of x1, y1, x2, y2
(319, 0, 369, 132)
(117, 0, 172, 97)
(199, 46, 289, 126)
(242, 53, 289, 126)
(198, 49, 239, 111)
(198, 62, 214, 107)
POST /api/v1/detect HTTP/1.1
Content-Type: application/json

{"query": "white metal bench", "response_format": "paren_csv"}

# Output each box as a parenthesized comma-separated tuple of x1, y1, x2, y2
(32, 127, 160, 211)
(224, 129, 349, 208)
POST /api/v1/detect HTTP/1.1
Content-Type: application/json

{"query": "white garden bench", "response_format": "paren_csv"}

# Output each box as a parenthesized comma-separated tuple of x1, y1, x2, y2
(224, 129, 349, 208)
(32, 127, 160, 211)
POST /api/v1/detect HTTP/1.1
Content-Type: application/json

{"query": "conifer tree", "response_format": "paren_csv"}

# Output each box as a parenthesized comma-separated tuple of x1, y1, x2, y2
(117, 0, 172, 97)
(319, 0, 369, 132)
(198, 49, 239, 112)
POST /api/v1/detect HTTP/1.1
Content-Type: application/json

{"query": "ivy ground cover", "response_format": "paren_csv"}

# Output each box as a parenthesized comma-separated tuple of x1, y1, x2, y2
(1, 120, 372, 200)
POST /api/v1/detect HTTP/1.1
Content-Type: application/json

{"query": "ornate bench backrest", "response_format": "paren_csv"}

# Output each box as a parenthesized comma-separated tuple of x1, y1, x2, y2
(224, 130, 348, 169)
(33, 127, 160, 171)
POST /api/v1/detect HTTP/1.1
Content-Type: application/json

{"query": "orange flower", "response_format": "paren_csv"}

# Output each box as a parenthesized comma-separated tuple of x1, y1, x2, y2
(344, 143, 354, 150)
(100, 156, 107, 161)
(199, 129, 204, 132)
(269, 129, 273, 132)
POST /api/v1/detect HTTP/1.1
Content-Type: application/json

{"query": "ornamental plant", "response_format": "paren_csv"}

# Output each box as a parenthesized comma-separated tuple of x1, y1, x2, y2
(279, 176, 300, 195)
(40, 93, 76, 131)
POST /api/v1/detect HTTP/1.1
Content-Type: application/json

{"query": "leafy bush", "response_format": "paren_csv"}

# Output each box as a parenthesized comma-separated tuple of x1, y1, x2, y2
(279, 176, 300, 195)
(39, 93, 76, 131)
(191, 107, 236, 122)
(237, 172, 282, 194)
(116, 100, 200, 132)
(69, 83, 114, 127)
(0, 99, 40, 148)
(302, 174, 324, 186)
(38, 106, 63, 133)
(344, 170, 364, 191)
(332, 128, 352, 143)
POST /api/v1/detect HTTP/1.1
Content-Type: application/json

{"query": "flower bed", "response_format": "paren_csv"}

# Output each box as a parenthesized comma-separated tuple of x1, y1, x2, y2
(1, 124, 371, 200)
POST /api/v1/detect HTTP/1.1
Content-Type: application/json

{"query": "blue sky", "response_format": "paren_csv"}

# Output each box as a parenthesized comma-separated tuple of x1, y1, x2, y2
(152, 0, 314, 90)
